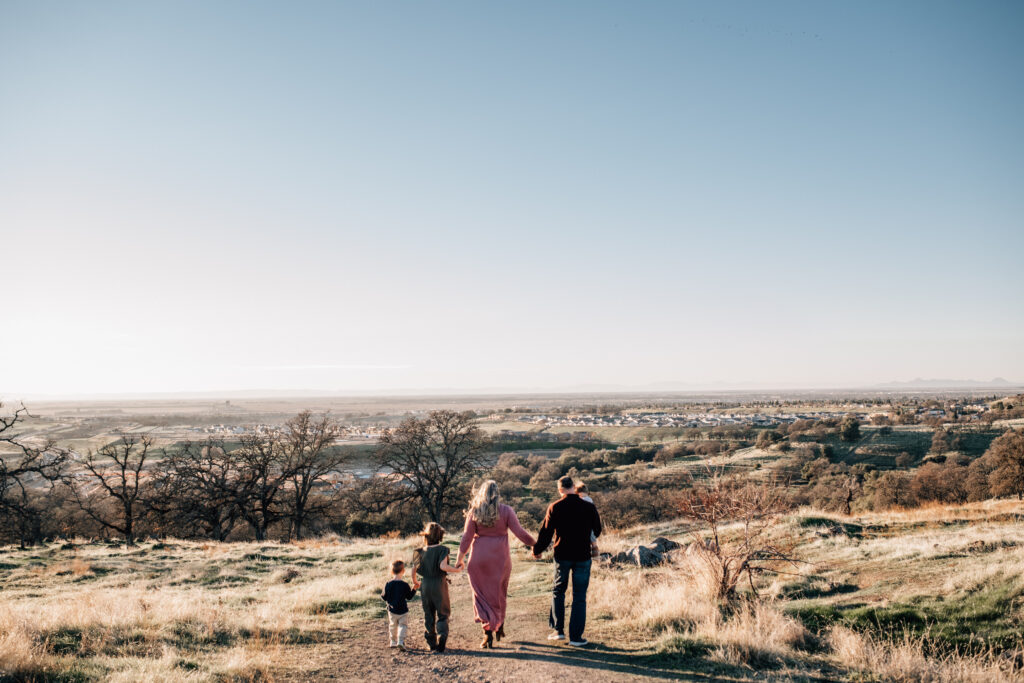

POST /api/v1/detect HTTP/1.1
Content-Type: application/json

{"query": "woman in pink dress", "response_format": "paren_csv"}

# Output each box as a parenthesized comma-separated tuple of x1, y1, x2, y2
(455, 480, 536, 648)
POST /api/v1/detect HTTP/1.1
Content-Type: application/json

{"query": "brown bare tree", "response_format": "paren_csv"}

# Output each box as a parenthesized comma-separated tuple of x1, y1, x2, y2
(71, 432, 155, 546)
(154, 438, 242, 540)
(281, 410, 347, 539)
(377, 410, 487, 522)
(0, 402, 70, 547)
(677, 468, 798, 602)
(231, 431, 292, 541)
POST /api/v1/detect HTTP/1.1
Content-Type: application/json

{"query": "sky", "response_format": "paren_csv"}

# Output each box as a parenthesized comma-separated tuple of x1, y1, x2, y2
(1, 1, 1022, 397)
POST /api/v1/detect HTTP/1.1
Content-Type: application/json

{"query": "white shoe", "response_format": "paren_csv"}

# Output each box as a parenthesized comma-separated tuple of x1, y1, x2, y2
(569, 639, 589, 647)
(547, 632, 565, 641)
(389, 642, 398, 648)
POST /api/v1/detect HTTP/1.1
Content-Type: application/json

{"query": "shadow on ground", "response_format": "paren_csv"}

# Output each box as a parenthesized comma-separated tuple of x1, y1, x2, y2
(450, 639, 761, 681)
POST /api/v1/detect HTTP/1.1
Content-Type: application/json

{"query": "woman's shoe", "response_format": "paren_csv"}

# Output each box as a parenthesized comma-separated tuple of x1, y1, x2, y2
(436, 635, 447, 653)
(480, 629, 493, 649)
(425, 633, 437, 651)
(495, 624, 505, 642)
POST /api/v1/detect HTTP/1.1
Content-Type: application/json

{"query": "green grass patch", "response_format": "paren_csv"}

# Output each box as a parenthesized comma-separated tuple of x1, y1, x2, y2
(797, 517, 864, 536)
(240, 552, 284, 562)
(340, 551, 380, 562)
(170, 620, 236, 648)
(779, 576, 859, 600)
(43, 627, 83, 655)
(310, 597, 377, 614)
(788, 579, 1024, 655)
(0, 669, 95, 683)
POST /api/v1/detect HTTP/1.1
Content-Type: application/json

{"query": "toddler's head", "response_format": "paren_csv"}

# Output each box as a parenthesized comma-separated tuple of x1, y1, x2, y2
(390, 559, 405, 578)
(420, 522, 445, 546)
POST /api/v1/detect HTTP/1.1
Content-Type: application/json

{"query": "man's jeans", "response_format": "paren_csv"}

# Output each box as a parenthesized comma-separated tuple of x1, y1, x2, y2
(549, 559, 591, 641)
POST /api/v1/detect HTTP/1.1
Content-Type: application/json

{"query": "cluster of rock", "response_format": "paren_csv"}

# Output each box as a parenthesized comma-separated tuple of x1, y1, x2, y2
(602, 536, 683, 567)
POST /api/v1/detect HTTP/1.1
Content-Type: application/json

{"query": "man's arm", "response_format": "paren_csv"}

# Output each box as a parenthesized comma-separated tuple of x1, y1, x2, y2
(533, 504, 556, 556)
(592, 502, 602, 539)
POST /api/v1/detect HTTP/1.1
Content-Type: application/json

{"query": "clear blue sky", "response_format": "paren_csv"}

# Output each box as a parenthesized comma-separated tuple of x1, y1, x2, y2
(2, 1, 1022, 396)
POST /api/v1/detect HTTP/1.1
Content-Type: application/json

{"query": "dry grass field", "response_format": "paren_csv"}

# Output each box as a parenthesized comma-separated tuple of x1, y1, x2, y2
(1, 500, 1022, 682)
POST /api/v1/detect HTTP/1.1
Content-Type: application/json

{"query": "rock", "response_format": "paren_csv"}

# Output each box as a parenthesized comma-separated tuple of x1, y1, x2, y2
(598, 552, 613, 563)
(651, 536, 681, 552)
(623, 545, 664, 567)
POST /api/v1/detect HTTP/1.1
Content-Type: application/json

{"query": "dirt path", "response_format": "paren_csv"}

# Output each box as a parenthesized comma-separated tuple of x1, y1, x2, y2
(274, 567, 755, 682)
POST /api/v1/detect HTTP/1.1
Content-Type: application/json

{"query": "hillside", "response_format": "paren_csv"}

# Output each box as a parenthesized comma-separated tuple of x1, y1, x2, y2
(2, 499, 1022, 682)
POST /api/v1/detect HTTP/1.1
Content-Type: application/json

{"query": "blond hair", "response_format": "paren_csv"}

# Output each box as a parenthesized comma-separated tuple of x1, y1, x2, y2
(467, 480, 501, 527)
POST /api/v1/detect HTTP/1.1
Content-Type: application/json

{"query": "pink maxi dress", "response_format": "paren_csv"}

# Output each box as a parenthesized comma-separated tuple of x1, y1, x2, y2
(458, 503, 537, 631)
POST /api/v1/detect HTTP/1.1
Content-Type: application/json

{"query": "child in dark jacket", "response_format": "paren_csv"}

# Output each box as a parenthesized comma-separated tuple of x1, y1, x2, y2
(380, 559, 418, 650)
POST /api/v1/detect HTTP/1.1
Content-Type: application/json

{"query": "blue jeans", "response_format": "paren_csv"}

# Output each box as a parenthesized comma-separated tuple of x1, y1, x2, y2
(549, 559, 591, 641)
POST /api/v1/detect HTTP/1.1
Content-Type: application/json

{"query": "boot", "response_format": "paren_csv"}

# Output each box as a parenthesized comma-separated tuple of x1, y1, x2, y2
(425, 632, 437, 651)
(480, 628, 493, 649)
(495, 624, 505, 642)
(436, 634, 447, 653)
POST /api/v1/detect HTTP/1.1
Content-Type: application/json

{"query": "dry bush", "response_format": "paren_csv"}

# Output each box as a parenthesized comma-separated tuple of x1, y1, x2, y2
(828, 626, 1019, 682)
(677, 471, 799, 601)
(588, 565, 717, 630)
(704, 601, 809, 667)
(590, 561, 810, 668)
(0, 621, 52, 679)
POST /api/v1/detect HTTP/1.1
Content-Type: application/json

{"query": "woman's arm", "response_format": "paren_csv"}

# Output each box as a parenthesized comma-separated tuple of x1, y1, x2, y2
(505, 506, 537, 548)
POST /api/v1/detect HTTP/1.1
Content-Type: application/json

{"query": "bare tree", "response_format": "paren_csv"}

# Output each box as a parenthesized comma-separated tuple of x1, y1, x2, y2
(71, 432, 154, 546)
(281, 411, 347, 540)
(232, 432, 291, 541)
(0, 402, 70, 547)
(155, 438, 242, 540)
(677, 468, 798, 602)
(377, 410, 488, 522)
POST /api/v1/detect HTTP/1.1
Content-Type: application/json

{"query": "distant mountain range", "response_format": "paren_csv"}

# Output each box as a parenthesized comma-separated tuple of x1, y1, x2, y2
(7, 378, 1021, 402)
(875, 378, 1017, 389)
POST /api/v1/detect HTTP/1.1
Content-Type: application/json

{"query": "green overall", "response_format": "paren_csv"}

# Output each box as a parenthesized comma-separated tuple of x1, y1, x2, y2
(414, 544, 451, 642)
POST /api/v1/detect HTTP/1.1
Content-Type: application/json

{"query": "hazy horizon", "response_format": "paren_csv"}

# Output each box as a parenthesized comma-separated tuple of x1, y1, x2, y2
(3, 1, 1022, 397)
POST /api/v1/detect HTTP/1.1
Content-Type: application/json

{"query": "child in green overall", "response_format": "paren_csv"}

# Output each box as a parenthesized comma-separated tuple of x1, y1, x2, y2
(412, 522, 461, 653)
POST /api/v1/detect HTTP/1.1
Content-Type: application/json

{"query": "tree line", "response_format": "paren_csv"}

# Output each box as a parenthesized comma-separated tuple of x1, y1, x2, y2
(0, 406, 486, 547)
(3, 400, 1023, 548)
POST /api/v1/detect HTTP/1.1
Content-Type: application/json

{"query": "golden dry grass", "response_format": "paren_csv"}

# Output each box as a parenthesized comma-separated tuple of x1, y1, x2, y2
(0, 535, 418, 681)
(1, 499, 1022, 681)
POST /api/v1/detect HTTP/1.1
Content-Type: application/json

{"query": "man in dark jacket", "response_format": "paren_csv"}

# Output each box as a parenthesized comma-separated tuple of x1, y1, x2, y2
(533, 475, 602, 646)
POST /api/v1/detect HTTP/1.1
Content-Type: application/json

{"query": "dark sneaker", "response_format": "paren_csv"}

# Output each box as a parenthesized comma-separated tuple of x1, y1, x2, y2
(569, 639, 589, 647)
(436, 635, 447, 653)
